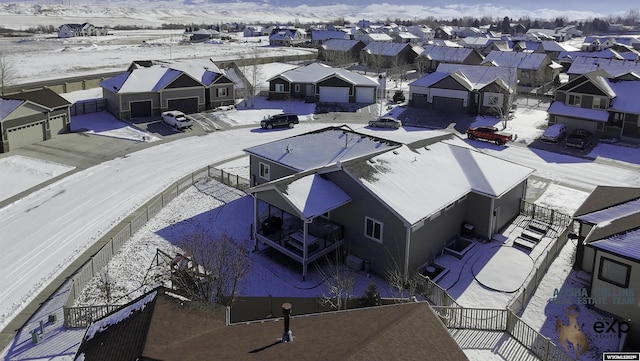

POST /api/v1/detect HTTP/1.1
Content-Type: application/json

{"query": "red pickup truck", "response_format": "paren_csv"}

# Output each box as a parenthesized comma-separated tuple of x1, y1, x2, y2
(467, 126, 516, 146)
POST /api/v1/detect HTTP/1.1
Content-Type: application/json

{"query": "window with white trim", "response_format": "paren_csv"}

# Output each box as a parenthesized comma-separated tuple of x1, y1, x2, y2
(592, 97, 606, 110)
(259, 162, 270, 180)
(365, 216, 383, 243)
(598, 256, 630, 288)
(275, 83, 285, 92)
(294, 84, 300, 92)
(217, 87, 228, 97)
(488, 96, 498, 106)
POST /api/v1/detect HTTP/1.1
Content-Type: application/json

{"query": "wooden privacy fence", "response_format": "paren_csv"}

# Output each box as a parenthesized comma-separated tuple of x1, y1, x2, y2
(63, 166, 250, 328)
(433, 307, 575, 361)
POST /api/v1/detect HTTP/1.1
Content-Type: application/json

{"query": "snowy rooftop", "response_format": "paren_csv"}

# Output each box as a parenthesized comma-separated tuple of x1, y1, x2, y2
(567, 56, 640, 77)
(482, 50, 549, 70)
(344, 141, 534, 226)
(363, 41, 412, 57)
(576, 198, 640, 225)
(421, 45, 476, 63)
(320, 39, 362, 51)
(435, 63, 517, 89)
(0, 99, 24, 120)
(243, 127, 400, 172)
(590, 227, 640, 261)
(269, 62, 339, 83)
(547, 101, 609, 122)
(609, 80, 640, 114)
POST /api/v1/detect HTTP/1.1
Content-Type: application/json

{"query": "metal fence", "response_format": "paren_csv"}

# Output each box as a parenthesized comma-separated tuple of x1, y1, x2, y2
(417, 275, 461, 308)
(70, 99, 107, 116)
(433, 307, 575, 361)
(520, 200, 572, 226)
(62, 166, 250, 328)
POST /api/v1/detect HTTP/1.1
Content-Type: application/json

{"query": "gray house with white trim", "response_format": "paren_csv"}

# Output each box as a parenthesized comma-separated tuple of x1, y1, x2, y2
(245, 126, 533, 280)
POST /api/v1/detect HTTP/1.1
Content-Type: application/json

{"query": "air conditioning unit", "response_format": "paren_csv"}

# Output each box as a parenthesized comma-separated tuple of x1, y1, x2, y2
(346, 254, 363, 271)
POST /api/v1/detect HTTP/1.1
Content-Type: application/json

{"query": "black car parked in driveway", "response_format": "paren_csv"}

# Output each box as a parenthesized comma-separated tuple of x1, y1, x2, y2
(260, 113, 299, 129)
(565, 129, 594, 150)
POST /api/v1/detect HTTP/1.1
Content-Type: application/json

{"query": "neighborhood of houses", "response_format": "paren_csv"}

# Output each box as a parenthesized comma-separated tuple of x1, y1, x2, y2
(2, 17, 640, 360)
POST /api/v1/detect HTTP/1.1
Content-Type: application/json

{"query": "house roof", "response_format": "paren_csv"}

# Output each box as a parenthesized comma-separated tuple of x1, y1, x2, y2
(609, 80, 640, 114)
(0, 99, 24, 120)
(343, 140, 533, 226)
(558, 49, 627, 62)
(574, 186, 640, 217)
(537, 41, 579, 52)
(589, 227, 640, 261)
(547, 101, 609, 122)
(364, 33, 393, 41)
(481, 51, 549, 70)
(270, 62, 337, 83)
(311, 29, 349, 41)
(420, 45, 477, 63)
(434, 63, 517, 90)
(243, 127, 401, 172)
(320, 39, 362, 51)
(4, 88, 71, 109)
(101, 66, 181, 93)
(251, 173, 352, 220)
(363, 41, 411, 57)
(76, 288, 468, 361)
(567, 56, 640, 77)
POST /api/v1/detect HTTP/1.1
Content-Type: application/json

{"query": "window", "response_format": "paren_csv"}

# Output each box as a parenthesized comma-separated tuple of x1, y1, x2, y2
(598, 257, 630, 288)
(275, 83, 285, 92)
(488, 96, 498, 106)
(294, 84, 300, 92)
(259, 162, 270, 180)
(609, 113, 625, 127)
(592, 97, 606, 110)
(365, 216, 383, 243)
(568, 94, 581, 107)
(217, 87, 227, 97)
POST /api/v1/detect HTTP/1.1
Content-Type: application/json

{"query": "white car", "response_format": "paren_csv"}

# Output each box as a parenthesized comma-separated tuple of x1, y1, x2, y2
(540, 124, 567, 143)
(161, 111, 193, 130)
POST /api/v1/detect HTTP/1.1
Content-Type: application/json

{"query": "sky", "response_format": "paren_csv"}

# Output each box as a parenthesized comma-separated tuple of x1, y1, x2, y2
(1, 14, 640, 360)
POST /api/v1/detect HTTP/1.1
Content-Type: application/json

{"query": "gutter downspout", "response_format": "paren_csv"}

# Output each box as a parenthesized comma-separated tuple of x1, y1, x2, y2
(404, 224, 411, 282)
(253, 195, 259, 251)
(488, 198, 496, 239)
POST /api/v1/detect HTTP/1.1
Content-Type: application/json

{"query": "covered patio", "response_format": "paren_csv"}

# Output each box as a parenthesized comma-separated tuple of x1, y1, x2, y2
(250, 173, 350, 280)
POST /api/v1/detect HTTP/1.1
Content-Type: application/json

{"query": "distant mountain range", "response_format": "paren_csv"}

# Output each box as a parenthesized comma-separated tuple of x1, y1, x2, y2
(0, 0, 637, 29)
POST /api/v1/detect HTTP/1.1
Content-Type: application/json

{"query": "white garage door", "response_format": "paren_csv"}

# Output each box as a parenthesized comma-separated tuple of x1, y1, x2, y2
(7, 122, 45, 150)
(355, 87, 375, 104)
(49, 115, 67, 137)
(319, 87, 349, 103)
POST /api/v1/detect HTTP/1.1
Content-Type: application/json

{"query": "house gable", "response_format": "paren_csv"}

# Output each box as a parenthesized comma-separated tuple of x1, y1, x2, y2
(165, 73, 202, 89)
(431, 75, 470, 91)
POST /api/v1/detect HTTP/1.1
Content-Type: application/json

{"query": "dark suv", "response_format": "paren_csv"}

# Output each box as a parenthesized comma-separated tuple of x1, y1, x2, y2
(260, 113, 299, 129)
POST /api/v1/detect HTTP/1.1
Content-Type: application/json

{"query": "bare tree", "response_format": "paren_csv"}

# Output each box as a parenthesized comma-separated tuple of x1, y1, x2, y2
(317, 250, 355, 310)
(239, 44, 262, 108)
(0, 50, 14, 96)
(487, 68, 517, 130)
(384, 250, 420, 301)
(172, 231, 250, 307)
(95, 264, 126, 305)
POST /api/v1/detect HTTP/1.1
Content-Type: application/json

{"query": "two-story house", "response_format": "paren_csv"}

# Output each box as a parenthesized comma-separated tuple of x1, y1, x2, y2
(419, 45, 484, 73)
(547, 69, 640, 140)
(481, 51, 562, 90)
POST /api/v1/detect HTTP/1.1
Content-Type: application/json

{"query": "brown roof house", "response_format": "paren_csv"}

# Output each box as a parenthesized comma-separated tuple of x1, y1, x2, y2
(74, 287, 469, 361)
(0, 88, 71, 153)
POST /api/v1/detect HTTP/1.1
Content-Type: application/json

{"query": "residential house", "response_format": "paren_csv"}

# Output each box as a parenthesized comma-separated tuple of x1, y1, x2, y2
(269, 28, 307, 46)
(554, 25, 583, 40)
(556, 49, 637, 72)
(460, 37, 509, 56)
(317, 39, 365, 65)
(57, 22, 108, 38)
(408, 64, 517, 115)
(434, 26, 456, 40)
(100, 59, 235, 120)
(532, 41, 580, 61)
(567, 56, 640, 81)
(481, 51, 562, 89)
(407, 25, 434, 42)
(0, 88, 72, 153)
(571, 186, 640, 347)
(453, 27, 484, 39)
(481, 40, 511, 57)
(74, 287, 469, 361)
(267, 62, 379, 104)
(243, 25, 269, 37)
(394, 32, 420, 44)
(419, 45, 484, 73)
(310, 29, 350, 46)
(355, 31, 393, 45)
(185, 28, 221, 42)
(524, 29, 557, 41)
(360, 42, 419, 70)
(547, 69, 640, 140)
(245, 127, 532, 280)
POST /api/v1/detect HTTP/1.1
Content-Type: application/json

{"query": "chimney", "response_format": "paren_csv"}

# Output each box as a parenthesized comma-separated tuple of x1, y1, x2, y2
(281, 302, 293, 342)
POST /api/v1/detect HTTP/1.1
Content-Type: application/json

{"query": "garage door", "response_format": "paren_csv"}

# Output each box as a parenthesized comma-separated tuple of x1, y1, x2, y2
(130, 101, 152, 118)
(49, 115, 67, 137)
(433, 96, 464, 113)
(319, 87, 349, 103)
(411, 93, 428, 108)
(168, 98, 199, 114)
(355, 87, 375, 104)
(7, 122, 45, 150)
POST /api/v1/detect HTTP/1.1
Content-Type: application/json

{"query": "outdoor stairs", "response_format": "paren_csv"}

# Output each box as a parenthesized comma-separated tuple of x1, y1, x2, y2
(513, 222, 548, 251)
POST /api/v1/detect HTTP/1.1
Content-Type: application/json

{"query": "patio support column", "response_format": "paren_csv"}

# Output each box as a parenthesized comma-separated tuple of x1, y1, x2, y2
(302, 221, 309, 281)
(488, 198, 496, 238)
(253, 196, 259, 251)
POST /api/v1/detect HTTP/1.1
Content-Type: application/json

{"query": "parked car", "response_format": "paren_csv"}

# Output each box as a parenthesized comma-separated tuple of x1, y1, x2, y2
(565, 129, 594, 150)
(369, 116, 401, 129)
(540, 123, 567, 143)
(161, 111, 193, 130)
(466, 126, 515, 145)
(261, 113, 299, 129)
